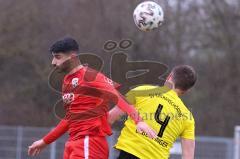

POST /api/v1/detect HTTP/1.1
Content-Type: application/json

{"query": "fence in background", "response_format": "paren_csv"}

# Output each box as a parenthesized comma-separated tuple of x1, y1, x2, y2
(234, 126, 240, 159)
(0, 125, 235, 159)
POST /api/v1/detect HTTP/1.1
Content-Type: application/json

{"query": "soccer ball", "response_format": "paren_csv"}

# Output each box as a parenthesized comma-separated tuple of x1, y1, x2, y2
(133, 1, 164, 31)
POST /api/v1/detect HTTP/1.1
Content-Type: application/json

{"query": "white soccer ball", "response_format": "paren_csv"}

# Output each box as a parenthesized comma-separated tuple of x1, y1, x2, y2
(133, 1, 164, 31)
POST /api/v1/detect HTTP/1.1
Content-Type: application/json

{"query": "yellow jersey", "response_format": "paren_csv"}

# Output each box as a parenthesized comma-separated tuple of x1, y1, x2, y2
(115, 85, 195, 159)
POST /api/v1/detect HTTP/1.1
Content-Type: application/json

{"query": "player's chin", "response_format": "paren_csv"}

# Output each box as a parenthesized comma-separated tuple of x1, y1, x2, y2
(54, 66, 64, 73)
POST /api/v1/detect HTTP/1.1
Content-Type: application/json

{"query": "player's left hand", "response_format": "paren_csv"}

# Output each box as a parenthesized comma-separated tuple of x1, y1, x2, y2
(28, 139, 47, 157)
(136, 121, 158, 139)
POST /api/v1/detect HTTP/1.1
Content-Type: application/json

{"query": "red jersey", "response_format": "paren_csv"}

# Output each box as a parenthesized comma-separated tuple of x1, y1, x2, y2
(43, 66, 142, 144)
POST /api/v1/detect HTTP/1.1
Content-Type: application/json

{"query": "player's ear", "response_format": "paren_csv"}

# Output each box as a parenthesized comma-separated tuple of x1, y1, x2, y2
(181, 90, 187, 95)
(69, 52, 78, 59)
(183, 88, 191, 94)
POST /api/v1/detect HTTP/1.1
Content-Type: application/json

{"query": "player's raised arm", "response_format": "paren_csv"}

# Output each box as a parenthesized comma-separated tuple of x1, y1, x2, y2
(115, 94, 157, 139)
(28, 119, 69, 157)
(181, 138, 195, 159)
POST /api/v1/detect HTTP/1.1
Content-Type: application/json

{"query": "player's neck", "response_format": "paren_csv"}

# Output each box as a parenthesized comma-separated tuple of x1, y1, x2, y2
(173, 89, 184, 96)
(164, 81, 183, 96)
(68, 63, 83, 75)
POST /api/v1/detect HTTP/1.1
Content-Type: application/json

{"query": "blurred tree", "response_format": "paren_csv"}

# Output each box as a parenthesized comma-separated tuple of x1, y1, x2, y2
(0, 0, 239, 137)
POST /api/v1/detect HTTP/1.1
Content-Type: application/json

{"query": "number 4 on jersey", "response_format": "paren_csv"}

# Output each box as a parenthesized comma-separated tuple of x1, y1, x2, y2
(154, 104, 170, 137)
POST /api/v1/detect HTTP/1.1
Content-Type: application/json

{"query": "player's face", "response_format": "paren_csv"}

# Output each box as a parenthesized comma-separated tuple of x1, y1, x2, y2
(51, 53, 72, 72)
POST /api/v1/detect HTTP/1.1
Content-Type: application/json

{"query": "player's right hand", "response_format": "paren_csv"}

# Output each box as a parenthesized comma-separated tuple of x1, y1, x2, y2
(28, 139, 47, 157)
(136, 121, 158, 139)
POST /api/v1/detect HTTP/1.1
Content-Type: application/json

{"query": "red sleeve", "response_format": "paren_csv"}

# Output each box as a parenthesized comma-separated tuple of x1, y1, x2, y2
(86, 71, 142, 124)
(43, 120, 69, 144)
(115, 94, 142, 124)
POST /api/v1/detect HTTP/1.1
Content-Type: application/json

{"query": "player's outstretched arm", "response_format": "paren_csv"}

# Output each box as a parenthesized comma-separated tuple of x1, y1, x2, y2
(116, 95, 157, 139)
(28, 119, 68, 157)
(109, 102, 157, 139)
(181, 138, 195, 159)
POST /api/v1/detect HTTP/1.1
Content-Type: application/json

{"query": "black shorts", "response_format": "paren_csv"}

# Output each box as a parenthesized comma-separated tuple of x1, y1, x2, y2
(117, 150, 140, 159)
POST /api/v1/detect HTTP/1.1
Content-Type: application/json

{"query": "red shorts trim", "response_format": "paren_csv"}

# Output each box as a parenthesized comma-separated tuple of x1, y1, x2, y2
(63, 136, 108, 159)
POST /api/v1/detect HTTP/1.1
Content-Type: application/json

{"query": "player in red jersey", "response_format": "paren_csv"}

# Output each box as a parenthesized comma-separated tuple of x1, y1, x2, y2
(28, 37, 157, 159)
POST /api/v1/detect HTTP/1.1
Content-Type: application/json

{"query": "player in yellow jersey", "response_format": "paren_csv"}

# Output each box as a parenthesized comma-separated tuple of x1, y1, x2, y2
(109, 65, 197, 159)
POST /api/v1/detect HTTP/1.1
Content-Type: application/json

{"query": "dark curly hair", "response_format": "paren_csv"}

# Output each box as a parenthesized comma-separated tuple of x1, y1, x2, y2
(50, 37, 79, 54)
(172, 65, 197, 91)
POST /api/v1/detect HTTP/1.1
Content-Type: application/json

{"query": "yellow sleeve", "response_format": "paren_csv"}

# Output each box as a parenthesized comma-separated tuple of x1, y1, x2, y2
(180, 117, 195, 140)
(125, 90, 136, 105)
(125, 85, 154, 105)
